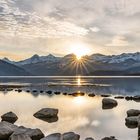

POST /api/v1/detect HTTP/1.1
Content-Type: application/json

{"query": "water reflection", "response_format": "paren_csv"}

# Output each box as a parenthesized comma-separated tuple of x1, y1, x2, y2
(0, 90, 138, 140)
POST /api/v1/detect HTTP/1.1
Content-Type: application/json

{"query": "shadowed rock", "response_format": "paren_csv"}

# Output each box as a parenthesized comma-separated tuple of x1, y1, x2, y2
(54, 92, 61, 95)
(114, 96, 124, 99)
(0, 121, 18, 140)
(41, 133, 61, 140)
(46, 91, 52, 94)
(101, 94, 111, 97)
(125, 116, 138, 128)
(34, 108, 58, 123)
(1, 112, 18, 124)
(12, 126, 44, 140)
(85, 137, 94, 140)
(62, 132, 80, 140)
(101, 136, 117, 140)
(88, 94, 95, 97)
(9, 133, 32, 140)
(133, 96, 140, 102)
(102, 98, 118, 109)
(125, 96, 133, 101)
(127, 109, 140, 117)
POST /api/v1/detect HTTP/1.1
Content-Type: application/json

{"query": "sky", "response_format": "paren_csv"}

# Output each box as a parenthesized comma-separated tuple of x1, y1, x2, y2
(0, 0, 140, 60)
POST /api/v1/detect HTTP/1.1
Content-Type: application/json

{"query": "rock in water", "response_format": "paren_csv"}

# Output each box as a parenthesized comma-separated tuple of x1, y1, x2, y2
(62, 132, 80, 140)
(41, 133, 61, 140)
(0, 121, 18, 139)
(33, 108, 58, 123)
(125, 116, 138, 128)
(127, 109, 140, 117)
(1, 112, 18, 123)
(101, 136, 117, 140)
(102, 98, 118, 109)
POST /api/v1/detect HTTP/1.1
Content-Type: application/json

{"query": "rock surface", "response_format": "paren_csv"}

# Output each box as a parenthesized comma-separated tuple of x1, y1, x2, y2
(0, 121, 18, 139)
(34, 108, 58, 118)
(1, 112, 18, 123)
(41, 133, 61, 140)
(62, 132, 80, 140)
(85, 137, 94, 140)
(127, 109, 140, 117)
(9, 133, 32, 140)
(102, 98, 118, 109)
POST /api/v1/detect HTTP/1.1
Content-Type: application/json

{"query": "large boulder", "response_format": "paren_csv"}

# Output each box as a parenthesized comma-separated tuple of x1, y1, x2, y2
(1, 112, 18, 124)
(127, 109, 140, 117)
(11, 126, 44, 140)
(62, 132, 80, 140)
(41, 133, 61, 140)
(0, 121, 18, 140)
(102, 98, 118, 109)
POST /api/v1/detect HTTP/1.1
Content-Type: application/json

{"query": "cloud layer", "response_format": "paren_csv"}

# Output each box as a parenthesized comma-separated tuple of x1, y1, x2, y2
(0, 0, 140, 60)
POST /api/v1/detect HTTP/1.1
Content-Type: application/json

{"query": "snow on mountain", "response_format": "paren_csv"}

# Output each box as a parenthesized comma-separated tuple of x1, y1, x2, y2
(90, 52, 140, 64)
(16, 54, 61, 65)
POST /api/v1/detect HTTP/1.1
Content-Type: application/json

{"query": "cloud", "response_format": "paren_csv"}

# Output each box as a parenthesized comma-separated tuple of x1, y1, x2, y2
(106, 35, 129, 47)
(90, 27, 100, 32)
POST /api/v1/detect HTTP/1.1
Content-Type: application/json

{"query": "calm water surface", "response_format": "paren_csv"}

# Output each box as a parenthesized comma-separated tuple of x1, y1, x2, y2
(0, 76, 140, 140)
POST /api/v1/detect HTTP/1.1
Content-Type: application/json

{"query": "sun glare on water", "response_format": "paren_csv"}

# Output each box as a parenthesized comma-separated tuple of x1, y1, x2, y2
(70, 43, 90, 60)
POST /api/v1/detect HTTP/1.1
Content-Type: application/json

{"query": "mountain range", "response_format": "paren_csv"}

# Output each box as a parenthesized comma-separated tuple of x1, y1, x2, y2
(1, 52, 140, 76)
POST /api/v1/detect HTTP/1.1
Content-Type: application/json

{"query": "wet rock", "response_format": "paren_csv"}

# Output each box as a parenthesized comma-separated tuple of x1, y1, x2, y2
(101, 136, 117, 140)
(85, 137, 94, 140)
(88, 94, 95, 97)
(114, 96, 124, 99)
(40, 90, 44, 93)
(41, 133, 61, 140)
(62, 132, 80, 140)
(102, 98, 118, 109)
(132, 96, 140, 102)
(9, 133, 32, 140)
(63, 93, 68, 95)
(72, 92, 85, 97)
(54, 92, 61, 95)
(33, 108, 58, 122)
(127, 109, 140, 117)
(101, 94, 111, 97)
(125, 116, 138, 128)
(37, 116, 58, 123)
(26, 90, 30, 93)
(32, 90, 38, 93)
(12, 126, 44, 140)
(125, 96, 133, 101)
(17, 89, 22, 93)
(0, 121, 18, 139)
(46, 91, 52, 94)
(1, 112, 18, 124)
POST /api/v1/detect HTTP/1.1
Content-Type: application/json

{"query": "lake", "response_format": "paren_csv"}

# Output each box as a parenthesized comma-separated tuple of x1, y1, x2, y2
(0, 76, 140, 140)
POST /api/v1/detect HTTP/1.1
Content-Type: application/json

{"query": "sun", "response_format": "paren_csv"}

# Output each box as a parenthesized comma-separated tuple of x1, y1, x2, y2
(70, 43, 90, 60)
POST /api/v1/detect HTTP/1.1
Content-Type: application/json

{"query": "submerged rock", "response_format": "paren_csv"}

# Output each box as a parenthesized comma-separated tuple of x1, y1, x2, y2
(62, 132, 80, 140)
(1, 112, 18, 124)
(0, 121, 18, 139)
(41, 133, 61, 140)
(127, 109, 140, 117)
(46, 91, 52, 94)
(102, 98, 118, 109)
(101, 94, 111, 97)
